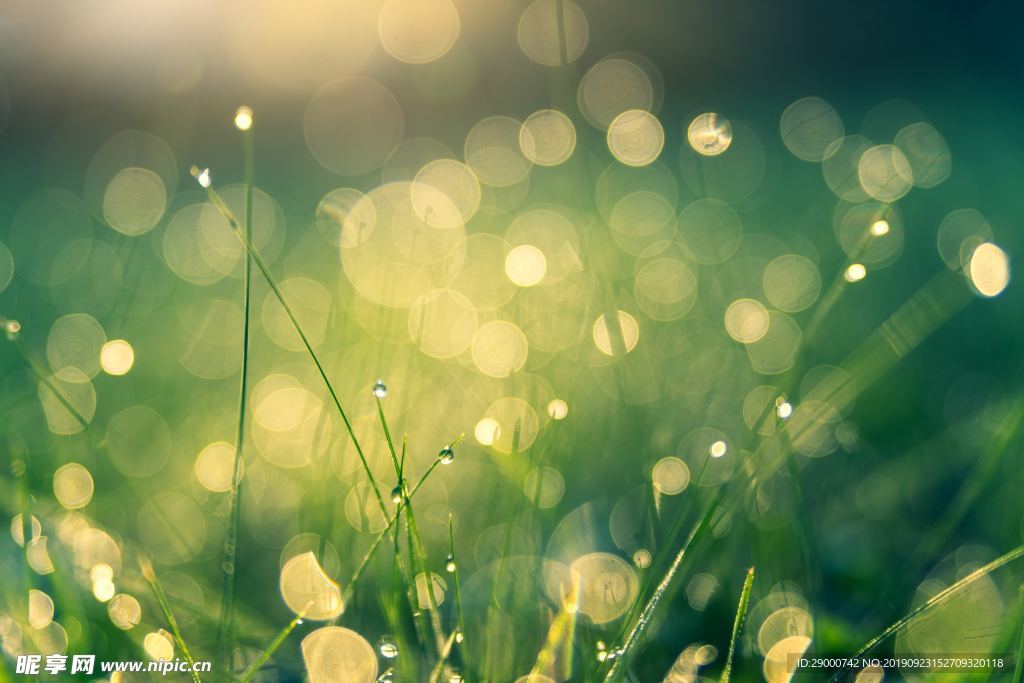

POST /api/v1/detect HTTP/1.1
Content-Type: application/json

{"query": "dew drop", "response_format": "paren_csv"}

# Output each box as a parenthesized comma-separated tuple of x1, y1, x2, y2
(438, 446, 455, 465)
(390, 484, 404, 504)
(189, 166, 212, 189)
(445, 554, 456, 572)
(378, 635, 399, 658)
(4, 319, 21, 340)
(372, 379, 389, 398)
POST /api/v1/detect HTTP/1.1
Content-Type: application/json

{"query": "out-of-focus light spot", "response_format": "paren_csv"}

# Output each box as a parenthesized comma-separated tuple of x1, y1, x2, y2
(725, 299, 770, 344)
(969, 242, 1010, 297)
(709, 440, 727, 458)
(411, 159, 481, 229)
(144, 630, 174, 662)
(763, 255, 821, 313)
(304, 77, 404, 176)
(652, 456, 690, 495)
(280, 551, 344, 621)
(195, 441, 238, 493)
(465, 116, 532, 187)
(100, 339, 135, 376)
(505, 244, 547, 286)
(894, 121, 951, 189)
(519, 109, 577, 166)
(108, 594, 142, 630)
(517, 0, 588, 66)
(474, 417, 501, 446)
(414, 572, 447, 609)
(471, 320, 529, 377)
(524, 466, 565, 508)
(379, 0, 460, 64)
(570, 552, 639, 624)
(93, 579, 116, 602)
(607, 109, 664, 167)
(53, 463, 94, 510)
(686, 573, 718, 611)
(592, 310, 640, 355)
(632, 549, 652, 568)
(408, 289, 478, 359)
(858, 144, 913, 202)
(11, 514, 41, 548)
(103, 168, 167, 236)
(687, 113, 732, 156)
(27, 536, 55, 575)
(938, 208, 993, 271)
(233, 106, 253, 131)
(578, 57, 656, 130)
(870, 219, 890, 236)
(48, 313, 106, 378)
(29, 590, 54, 629)
(301, 627, 378, 683)
(780, 97, 844, 162)
(90, 563, 114, 584)
(547, 399, 568, 420)
(845, 263, 867, 282)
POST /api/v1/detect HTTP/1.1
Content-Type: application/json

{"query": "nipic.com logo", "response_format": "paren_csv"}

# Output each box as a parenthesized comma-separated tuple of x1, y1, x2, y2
(15, 654, 213, 676)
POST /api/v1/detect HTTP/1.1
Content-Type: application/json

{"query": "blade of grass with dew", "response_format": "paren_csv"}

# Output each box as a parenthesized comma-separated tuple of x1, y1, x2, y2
(237, 609, 307, 683)
(198, 177, 390, 520)
(342, 448, 454, 603)
(824, 542, 1024, 683)
(375, 405, 440, 656)
(217, 128, 255, 679)
(603, 484, 726, 683)
(719, 566, 755, 683)
(140, 556, 202, 683)
(448, 513, 470, 681)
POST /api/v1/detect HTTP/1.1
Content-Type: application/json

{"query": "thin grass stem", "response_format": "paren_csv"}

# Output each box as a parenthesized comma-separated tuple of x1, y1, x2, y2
(719, 566, 755, 683)
(237, 610, 306, 683)
(140, 556, 202, 683)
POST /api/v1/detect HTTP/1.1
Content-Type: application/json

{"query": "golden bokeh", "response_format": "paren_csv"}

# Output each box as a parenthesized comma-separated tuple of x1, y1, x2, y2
(725, 299, 770, 344)
(607, 109, 664, 167)
(107, 594, 142, 630)
(99, 339, 135, 376)
(412, 159, 481, 229)
(687, 113, 733, 156)
(378, 0, 460, 64)
(102, 167, 167, 236)
(519, 109, 577, 166)
(302, 627, 378, 683)
(472, 320, 529, 377)
(592, 310, 640, 356)
(465, 116, 533, 187)
(143, 630, 174, 662)
(968, 242, 1009, 297)
(517, 0, 589, 66)
(53, 463, 94, 510)
(570, 552, 639, 624)
(578, 57, 656, 130)
(857, 144, 913, 202)
(279, 552, 345, 621)
(194, 441, 238, 493)
(505, 244, 547, 287)
(779, 97, 844, 161)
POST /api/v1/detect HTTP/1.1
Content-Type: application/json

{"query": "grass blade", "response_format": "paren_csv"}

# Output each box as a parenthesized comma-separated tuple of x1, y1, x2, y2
(215, 121, 255, 678)
(140, 556, 202, 683)
(198, 177, 390, 519)
(237, 610, 306, 683)
(603, 486, 725, 682)
(825, 543, 1024, 682)
(719, 566, 755, 683)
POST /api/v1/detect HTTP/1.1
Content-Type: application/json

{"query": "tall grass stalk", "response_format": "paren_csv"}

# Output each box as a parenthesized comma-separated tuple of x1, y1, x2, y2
(200, 181, 390, 518)
(448, 514, 468, 678)
(139, 556, 202, 683)
(215, 127, 255, 678)
(719, 566, 755, 683)
(237, 610, 306, 683)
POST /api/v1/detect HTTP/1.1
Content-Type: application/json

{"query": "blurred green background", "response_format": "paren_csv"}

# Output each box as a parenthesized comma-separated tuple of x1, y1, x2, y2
(0, 1, 1021, 681)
